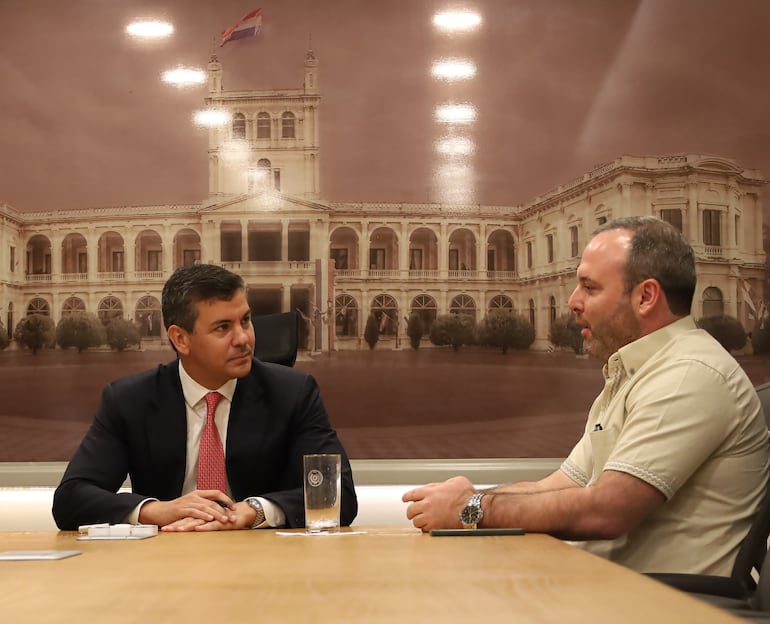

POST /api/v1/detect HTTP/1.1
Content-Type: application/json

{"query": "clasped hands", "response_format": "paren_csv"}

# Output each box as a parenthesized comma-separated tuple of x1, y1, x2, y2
(138, 490, 256, 532)
(402, 476, 477, 532)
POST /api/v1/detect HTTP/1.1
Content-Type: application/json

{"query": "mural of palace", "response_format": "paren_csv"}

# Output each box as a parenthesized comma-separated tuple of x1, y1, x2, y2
(0, 50, 766, 351)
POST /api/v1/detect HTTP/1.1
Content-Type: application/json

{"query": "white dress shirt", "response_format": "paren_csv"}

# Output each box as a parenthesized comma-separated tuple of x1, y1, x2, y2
(126, 361, 285, 528)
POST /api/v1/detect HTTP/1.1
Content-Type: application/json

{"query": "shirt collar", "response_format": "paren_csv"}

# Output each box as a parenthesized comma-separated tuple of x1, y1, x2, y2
(178, 360, 237, 409)
(610, 316, 697, 379)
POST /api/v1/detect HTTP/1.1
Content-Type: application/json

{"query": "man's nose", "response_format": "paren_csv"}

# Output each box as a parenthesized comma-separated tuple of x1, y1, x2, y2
(232, 323, 252, 345)
(567, 286, 581, 312)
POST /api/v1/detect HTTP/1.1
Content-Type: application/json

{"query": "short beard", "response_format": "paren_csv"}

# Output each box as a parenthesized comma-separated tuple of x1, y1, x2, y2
(584, 299, 640, 364)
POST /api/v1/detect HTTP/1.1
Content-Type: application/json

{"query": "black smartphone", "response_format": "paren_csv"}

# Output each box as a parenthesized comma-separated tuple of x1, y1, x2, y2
(430, 528, 525, 536)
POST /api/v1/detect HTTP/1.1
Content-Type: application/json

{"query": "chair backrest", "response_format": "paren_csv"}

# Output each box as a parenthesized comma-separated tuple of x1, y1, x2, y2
(730, 384, 770, 592)
(731, 467, 770, 593)
(752, 547, 770, 611)
(251, 311, 299, 367)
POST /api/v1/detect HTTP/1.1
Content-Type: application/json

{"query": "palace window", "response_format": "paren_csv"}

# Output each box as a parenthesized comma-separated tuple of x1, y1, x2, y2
(569, 226, 579, 257)
(450, 294, 476, 319)
(371, 294, 398, 335)
(27, 297, 50, 316)
(334, 294, 358, 337)
(232, 112, 246, 139)
(703, 209, 721, 246)
(256, 112, 271, 138)
(281, 112, 296, 138)
(488, 294, 513, 312)
(61, 297, 86, 317)
(702, 286, 724, 318)
(660, 208, 683, 232)
(410, 294, 437, 335)
(98, 296, 124, 324)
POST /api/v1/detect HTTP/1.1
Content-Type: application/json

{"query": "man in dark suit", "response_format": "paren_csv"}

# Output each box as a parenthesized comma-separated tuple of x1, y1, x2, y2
(53, 264, 357, 531)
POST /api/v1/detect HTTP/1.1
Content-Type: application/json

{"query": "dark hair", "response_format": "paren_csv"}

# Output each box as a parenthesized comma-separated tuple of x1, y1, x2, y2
(593, 216, 696, 315)
(161, 264, 245, 333)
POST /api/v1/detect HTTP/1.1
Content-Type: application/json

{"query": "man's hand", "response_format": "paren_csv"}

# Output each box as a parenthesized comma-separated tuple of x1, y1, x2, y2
(138, 490, 237, 529)
(402, 476, 476, 532)
(161, 501, 259, 532)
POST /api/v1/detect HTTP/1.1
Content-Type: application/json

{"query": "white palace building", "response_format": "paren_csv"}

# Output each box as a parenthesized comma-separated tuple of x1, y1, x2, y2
(0, 50, 766, 352)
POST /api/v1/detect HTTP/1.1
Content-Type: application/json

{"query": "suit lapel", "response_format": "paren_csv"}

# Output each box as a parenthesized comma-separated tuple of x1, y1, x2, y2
(226, 368, 269, 496)
(146, 361, 188, 497)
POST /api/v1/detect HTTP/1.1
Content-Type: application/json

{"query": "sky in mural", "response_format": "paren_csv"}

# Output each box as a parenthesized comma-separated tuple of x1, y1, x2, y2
(1, 0, 770, 215)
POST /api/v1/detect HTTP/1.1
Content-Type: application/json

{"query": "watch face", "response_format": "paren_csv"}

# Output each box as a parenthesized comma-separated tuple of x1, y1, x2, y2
(460, 505, 482, 525)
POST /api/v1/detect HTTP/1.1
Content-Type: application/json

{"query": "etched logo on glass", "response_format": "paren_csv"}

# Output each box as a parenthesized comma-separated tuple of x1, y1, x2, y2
(308, 469, 324, 487)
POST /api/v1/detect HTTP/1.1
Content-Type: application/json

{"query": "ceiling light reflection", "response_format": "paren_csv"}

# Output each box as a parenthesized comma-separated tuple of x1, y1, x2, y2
(435, 103, 477, 124)
(193, 108, 231, 128)
(126, 21, 174, 39)
(431, 58, 477, 81)
(432, 162, 476, 204)
(162, 66, 206, 87)
(436, 136, 474, 156)
(432, 10, 482, 33)
(218, 140, 250, 166)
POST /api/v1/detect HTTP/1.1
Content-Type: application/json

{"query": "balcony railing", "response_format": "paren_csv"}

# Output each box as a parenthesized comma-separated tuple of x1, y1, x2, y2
(60, 272, 89, 282)
(486, 270, 517, 280)
(221, 261, 315, 275)
(408, 270, 440, 279)
(22, 265, 522, 285)
(704, 246, 723, 257)
(367, 269, 401, 279)
(447, 270, 477, 279)
(25, 273, 52, 282)
(333, 269, 518, 281)
(97, 272, 126, 281)
(134, 271, 165, 280)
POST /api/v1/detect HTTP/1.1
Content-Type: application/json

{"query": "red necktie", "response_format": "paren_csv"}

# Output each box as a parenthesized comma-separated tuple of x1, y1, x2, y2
(197, 392, 227, 493)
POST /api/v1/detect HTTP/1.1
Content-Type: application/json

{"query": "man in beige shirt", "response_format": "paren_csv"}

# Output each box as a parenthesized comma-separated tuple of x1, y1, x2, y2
(403, 216, 769, 574)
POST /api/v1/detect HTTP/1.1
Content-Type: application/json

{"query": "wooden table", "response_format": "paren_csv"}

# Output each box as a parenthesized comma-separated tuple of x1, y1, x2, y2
(0, 528, 743, 623)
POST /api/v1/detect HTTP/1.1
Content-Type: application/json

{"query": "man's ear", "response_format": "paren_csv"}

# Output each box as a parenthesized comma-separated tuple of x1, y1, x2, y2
(167, 325, 190, 355)
(635, 278, 663, 317)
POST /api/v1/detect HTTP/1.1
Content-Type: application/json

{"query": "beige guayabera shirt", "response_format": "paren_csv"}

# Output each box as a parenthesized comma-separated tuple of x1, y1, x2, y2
(562, 316, 769, 574)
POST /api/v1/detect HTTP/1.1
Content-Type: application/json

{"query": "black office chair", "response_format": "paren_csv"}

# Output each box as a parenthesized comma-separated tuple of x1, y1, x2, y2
(758, 382, 770, 428)
(647, 383, 770, 600)
(251, 311, 299, 367)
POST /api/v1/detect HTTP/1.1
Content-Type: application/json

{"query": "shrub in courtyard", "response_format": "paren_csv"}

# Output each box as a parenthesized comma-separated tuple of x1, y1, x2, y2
(364, 314, 379, 350)
(752, 317, 770, 355)
(429, 314, 476, 352)
(106, 317, 141, 352)
(477, 310, 535, 354)
(0, 321, 9, 350)
(696, 315, 746, 352)
(549, 313, 584, 355)
(56, 312, 107, 353)
(14, 314, 56, 354)
(406, 312, 423, 350)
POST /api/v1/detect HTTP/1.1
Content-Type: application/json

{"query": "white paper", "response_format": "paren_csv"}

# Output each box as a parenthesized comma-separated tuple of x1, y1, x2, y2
(0, 550, 82, 561)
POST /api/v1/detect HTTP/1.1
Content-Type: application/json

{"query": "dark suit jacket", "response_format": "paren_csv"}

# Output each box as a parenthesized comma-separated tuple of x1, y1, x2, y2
(52, 358, 357, 530)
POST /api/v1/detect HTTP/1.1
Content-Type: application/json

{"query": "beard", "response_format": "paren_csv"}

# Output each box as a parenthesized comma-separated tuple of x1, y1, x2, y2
(582, 298, 641, 364)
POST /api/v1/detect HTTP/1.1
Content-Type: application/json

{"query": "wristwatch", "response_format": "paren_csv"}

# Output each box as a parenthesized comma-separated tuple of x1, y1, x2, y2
(459, 492, 485, 529)
(244, 497, 265, 529)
